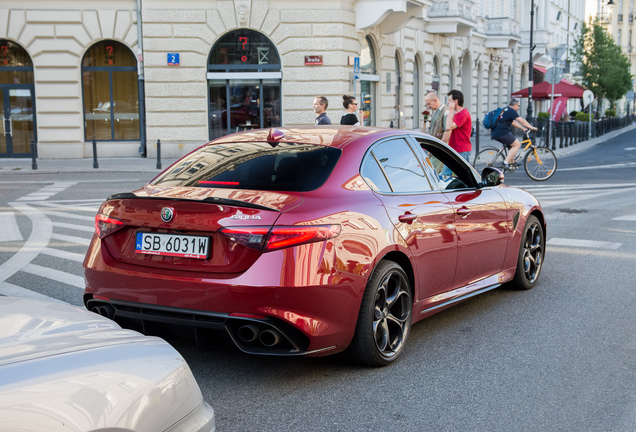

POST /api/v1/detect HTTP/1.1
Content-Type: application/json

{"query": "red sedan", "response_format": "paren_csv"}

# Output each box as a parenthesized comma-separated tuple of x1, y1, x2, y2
(84, 126, 545, 366)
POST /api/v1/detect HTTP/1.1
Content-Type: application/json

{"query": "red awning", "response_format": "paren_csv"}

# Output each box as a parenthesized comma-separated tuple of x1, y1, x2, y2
(511, 80, 587, 100)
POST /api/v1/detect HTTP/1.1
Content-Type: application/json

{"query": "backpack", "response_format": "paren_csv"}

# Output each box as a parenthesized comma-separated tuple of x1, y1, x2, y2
(482, 107, 503, 130)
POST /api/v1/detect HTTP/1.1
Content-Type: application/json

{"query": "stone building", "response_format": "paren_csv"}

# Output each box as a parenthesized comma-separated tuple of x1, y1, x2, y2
(0, 0, 576, 159)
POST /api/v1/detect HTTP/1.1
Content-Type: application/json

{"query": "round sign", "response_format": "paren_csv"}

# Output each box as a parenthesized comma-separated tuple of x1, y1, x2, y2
(545, 67, 563, 85)
(582, 89, 594, 108)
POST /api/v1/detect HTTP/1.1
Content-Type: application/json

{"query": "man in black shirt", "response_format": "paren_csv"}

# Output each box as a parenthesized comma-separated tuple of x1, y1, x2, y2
(491, 99, 537, 169)
(313, 96, 331, 125)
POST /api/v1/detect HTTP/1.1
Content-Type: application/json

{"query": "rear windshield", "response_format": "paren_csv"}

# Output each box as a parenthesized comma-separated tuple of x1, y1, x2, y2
(151, 142, 341, 192)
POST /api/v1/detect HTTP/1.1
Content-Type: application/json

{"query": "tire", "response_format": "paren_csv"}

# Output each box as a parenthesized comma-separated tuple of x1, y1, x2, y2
(348, 260, 412, 367)
(523, 146, 557, 181)
(473, 147, 502, 173)
(508, 215, 545, 290)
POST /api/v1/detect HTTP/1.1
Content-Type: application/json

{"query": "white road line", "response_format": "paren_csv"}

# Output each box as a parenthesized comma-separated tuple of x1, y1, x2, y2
(50, 233, 92, 246)
(22, 263, 85, 289)
(0, 281, 68, 304)
(535, 187, 636, 207)
(556, 162, 636, 171)
(613, 214, 636, 221)
(0, 212, 23, 242)
(34, 202, 99, 212)
(13, 182, 77, 202)
(547, 237, 622, 250)
(52, 222, 95, 233)
(520, 182, 636, 191)
(0, 203, 51, 283)
(42, 210, 95, 221)
(40, 247, 86, 263)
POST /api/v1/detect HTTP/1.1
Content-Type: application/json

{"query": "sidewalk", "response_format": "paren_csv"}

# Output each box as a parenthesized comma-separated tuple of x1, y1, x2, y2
(2, 123, 635, 175)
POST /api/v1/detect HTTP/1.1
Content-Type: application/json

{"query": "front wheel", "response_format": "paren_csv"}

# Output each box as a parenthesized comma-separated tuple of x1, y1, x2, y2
(473, 147, 502, 173)
(348, 260, 412, 367)
(524, 146, 557, 181)
(507, 215, 545, 290)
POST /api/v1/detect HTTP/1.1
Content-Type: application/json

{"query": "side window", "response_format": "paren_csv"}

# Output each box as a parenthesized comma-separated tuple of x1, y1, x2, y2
(361, 138, 433, 193)
(417, 139, 475, 190)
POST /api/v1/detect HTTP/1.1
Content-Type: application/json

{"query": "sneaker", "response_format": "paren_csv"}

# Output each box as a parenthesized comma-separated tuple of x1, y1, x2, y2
(501, 161, 510, 170)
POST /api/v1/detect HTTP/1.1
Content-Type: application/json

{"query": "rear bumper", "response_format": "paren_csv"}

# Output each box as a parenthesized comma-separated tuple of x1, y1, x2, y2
(84, 240, 368, 356)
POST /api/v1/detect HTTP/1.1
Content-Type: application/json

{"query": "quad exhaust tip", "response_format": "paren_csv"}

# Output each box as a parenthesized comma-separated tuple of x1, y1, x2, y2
(237, 324, 283, 347)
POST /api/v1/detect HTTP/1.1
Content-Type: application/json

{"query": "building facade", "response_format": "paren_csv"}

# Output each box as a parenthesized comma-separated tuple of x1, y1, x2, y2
(0, 0, 581, 159)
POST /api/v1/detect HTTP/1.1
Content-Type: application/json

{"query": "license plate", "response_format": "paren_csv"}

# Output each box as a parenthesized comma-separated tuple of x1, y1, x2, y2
(135, 232, 209, 259)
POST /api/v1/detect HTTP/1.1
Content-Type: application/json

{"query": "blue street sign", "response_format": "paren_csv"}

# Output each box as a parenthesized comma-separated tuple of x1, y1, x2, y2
(353, 56, 360, 79)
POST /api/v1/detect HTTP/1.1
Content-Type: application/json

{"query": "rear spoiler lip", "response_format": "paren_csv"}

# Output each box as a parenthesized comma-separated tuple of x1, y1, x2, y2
(106, 192, 279, 212)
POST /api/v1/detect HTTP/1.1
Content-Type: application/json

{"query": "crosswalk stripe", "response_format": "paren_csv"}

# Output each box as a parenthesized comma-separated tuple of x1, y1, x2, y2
(50, 233, 92, 246)
(547, 238, 622, 250)
(0, 212, 23, 242)
(0, 281, 69, 304)
(613, 214, 636, 221)
(52, 222, 95, 233)
(22, 263, 85, 289)
(42, 210, 94, 221)
(40, 247, 86, 263)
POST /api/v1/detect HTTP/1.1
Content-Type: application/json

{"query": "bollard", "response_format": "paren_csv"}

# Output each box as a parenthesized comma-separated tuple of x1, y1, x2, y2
(156, 139, 162, 170)
(30, 140, 38, 170)
(92, 140, 99, 169)
(475, 120, 480, 155)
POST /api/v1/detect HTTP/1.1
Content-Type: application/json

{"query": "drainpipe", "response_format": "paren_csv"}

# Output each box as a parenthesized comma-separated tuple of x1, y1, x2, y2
(136, 0, 147, 157)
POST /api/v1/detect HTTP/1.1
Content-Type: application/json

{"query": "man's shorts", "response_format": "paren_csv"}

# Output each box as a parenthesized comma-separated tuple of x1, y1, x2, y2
(492, 132, 517, 147)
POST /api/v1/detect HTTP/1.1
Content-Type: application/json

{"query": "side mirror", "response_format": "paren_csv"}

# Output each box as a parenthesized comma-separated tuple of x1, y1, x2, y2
(480, 166, 504, 187)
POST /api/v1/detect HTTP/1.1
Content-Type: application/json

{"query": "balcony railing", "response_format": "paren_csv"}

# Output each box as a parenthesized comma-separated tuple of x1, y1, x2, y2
(485, 17, 520, 37)
(428, 0, 475, 21)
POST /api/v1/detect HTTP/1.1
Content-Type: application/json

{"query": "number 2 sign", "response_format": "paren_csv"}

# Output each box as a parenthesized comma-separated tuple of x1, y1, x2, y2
(167, 53, 180, 66)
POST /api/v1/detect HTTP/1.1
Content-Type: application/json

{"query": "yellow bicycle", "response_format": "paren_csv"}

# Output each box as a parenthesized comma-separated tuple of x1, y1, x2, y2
(473, 131, 557, 181)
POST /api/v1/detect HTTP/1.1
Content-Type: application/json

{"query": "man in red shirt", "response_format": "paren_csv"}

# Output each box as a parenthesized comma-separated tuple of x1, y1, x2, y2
(444, 89, 472, 164)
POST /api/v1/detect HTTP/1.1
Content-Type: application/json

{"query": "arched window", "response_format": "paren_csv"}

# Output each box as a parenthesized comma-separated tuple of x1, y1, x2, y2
(360, 36, 379, 126)
(432, 56, 440, 92)
(82, 41, 139, 141)
(208, 30, 281, 139)
(1, 40, 36, 156)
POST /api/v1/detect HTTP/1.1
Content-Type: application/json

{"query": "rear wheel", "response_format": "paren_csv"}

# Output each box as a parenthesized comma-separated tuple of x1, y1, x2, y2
(508, 215, 544, 290)
(524, 146, 557, 181)
(473, 147, 502, 173)
(348, 260, 412, 366)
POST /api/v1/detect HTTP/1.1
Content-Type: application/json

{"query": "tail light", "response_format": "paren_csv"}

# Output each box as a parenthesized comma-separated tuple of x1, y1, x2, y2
(220, 225, 340, 252)
(95, 214, 125, 239)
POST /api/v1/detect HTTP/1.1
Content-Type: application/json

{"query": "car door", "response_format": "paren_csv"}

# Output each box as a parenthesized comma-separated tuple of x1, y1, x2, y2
(360, 137, 457, 301)
(413, 137, 509, 289)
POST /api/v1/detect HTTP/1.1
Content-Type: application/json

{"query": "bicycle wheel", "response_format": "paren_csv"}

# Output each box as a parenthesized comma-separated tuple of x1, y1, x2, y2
(523, 146, 557, 181)
(473, 147, 502, 173)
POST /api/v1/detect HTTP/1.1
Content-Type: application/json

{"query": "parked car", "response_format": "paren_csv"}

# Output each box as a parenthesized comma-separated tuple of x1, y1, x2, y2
(0, 297, 215, 431)
(83, 126, 546, 366)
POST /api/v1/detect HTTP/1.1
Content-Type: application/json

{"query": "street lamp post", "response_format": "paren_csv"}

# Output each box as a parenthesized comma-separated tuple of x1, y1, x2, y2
(527, 0, 535, 122)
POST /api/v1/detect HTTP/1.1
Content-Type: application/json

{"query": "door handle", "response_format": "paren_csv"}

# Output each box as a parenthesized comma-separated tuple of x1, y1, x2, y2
(7, 117, 12, 136)
(398, 212, 417, 224)
(1, 116, 5, 136)
(457, 207, 471, 218)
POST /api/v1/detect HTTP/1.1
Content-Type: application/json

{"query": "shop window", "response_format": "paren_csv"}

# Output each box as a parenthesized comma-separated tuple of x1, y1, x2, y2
(82, 41, 139, 141)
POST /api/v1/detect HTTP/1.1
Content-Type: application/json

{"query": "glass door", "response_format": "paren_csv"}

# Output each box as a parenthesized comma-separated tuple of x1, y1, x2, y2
(228, 79, 260, 133)
(1, 87, 34, 156)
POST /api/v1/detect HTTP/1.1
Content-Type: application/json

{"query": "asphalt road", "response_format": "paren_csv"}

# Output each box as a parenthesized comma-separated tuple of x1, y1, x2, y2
(1, 129, 635, 431)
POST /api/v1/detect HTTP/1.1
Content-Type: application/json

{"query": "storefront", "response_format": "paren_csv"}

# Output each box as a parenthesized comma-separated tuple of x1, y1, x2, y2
(0, 40, 36, 157)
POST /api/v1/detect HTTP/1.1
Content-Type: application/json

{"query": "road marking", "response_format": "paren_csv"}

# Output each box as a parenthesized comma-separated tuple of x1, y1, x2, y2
(527, 186, 636, 208)
(42, 210, 94, 221)
(547, 246, 636, 260)
(613, 214, 636, 221)
(14, 182, 77, 202)
(50, 233, 92, 246)
(36, 202, 100, 212)
(52, 221, 95, 232)
(547, 237, 622, 250)
(0, 203, 51, 283)
(0, 212, 23, 242)
(22, 263, 85, 289)
(40, 247, 86, 263)
(0, 281, 68, 304)
(556, 162, 636, 171)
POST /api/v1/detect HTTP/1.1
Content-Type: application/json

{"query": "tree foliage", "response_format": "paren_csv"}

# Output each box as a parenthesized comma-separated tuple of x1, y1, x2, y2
(571, 18, 632, 105)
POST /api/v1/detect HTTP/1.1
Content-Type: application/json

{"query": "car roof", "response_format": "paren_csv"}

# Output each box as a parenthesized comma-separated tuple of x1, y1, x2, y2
(210, 125, 434, 149)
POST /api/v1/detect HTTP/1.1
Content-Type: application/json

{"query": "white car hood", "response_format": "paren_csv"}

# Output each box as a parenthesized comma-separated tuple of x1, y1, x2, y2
(0, 298, 211, 432)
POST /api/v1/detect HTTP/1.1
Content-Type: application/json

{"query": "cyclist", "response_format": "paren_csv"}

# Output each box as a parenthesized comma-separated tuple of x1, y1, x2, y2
(491, 99, 538, 170)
